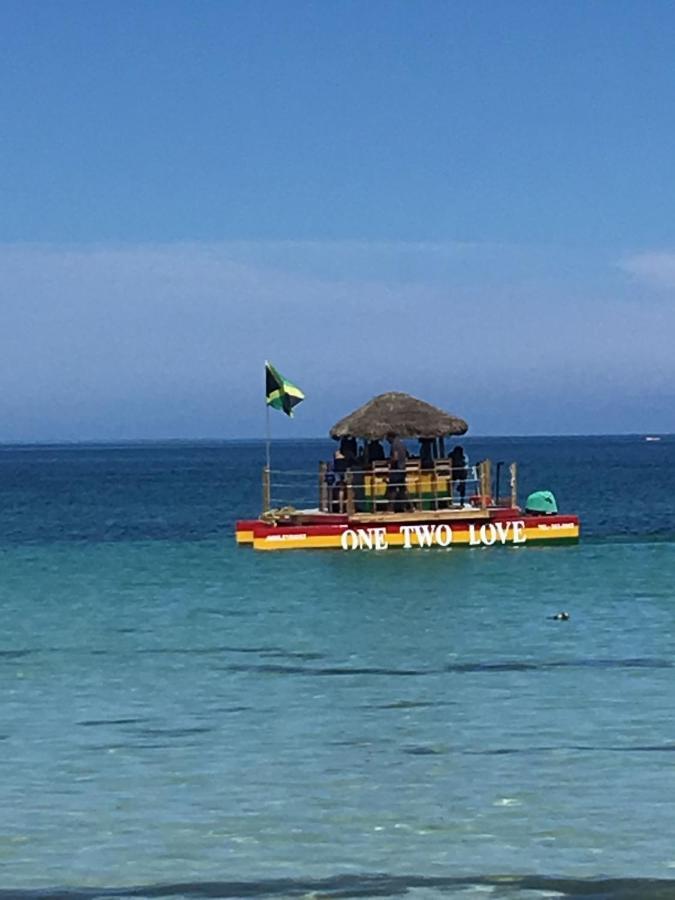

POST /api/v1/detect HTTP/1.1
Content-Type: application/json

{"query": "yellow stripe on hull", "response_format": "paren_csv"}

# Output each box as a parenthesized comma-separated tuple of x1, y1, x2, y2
(253, 533, 339, 551)
(236, 530, 254, 544)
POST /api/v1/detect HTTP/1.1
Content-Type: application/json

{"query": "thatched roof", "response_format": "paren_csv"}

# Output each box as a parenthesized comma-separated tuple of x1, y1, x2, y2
(330, 392, 468, 440)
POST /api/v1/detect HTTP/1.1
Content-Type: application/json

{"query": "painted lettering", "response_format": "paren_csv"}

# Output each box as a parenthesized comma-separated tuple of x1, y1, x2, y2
(413, 524, 435, 548)
(468, 524, 482, 546)
(342, 519, 526, 550)
(494, 521, 511, 545)
(512, 520, 526, 543)
(480, 523, 497, 546)
(435, 523, 453, 547)
(373, 527, 388, 551)
(340, 529, 358, 551)
(399, 524, 416, 549)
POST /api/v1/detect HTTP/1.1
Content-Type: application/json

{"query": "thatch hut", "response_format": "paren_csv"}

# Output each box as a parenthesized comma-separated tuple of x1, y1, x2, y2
(329, 392, 468, 441)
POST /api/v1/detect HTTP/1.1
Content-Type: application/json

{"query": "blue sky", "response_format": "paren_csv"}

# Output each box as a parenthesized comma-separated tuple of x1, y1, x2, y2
(1, 0, 674, 439)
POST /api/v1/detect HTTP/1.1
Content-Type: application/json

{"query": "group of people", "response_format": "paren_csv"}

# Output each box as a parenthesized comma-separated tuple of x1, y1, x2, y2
(332, 436, 384, 471)
(331, 434, 469, 510)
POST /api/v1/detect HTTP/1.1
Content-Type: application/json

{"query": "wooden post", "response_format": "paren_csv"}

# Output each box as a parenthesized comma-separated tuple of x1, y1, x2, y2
(509, 462, 518, 509)
(480, 459, 492, 509)
(319, 461, 328, 512)
(345, 470, 355, 516)
(372, 463, 387, 513)
(262, 465, 271, 512)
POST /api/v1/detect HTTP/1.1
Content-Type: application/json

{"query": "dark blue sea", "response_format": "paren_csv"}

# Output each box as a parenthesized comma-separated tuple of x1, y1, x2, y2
(1, 436, 675, 900)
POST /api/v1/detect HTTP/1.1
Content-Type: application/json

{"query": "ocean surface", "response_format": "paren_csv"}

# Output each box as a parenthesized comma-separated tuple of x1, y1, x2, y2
(1, 436, 675, 900)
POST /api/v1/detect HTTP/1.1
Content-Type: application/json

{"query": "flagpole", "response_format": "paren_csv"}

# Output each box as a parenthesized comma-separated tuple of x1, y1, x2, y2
(262, 359, 304, 513)
(264, 359, 271, 471)
(265, 401, 271, 472)
(263, 362, 271, 511)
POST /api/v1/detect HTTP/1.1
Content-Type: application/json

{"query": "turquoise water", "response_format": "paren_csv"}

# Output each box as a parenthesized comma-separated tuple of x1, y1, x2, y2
(1, 438, 675, 899)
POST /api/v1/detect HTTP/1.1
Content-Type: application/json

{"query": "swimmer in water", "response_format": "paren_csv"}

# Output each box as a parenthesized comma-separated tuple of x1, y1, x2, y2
(550, 611, 570, 620)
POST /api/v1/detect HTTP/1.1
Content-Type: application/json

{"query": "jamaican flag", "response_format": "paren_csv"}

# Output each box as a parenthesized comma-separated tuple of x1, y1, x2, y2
(265, 362, 305, 417)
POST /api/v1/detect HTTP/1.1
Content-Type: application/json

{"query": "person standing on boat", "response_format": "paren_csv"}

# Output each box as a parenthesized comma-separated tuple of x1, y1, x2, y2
(330, 437, 357, 512)
(450, 445, 468, 506)
(387, 432, 408, 511)
(419, 437, 435, 470)
(365, 439, 385, 466)
(338, 436, 357, 467)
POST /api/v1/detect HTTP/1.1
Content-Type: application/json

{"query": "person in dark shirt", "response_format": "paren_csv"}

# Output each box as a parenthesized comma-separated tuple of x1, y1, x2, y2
(338, 436, 358, 467)
(386, 432, 408, 511)
(419, 437, 435, 470)
(388, 433, 407, 468)
(450, 444, 469, 505)
(365, 439, 385, 465)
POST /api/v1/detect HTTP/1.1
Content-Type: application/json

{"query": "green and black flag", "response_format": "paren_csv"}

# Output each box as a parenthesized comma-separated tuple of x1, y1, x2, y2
(265, 362, 305, 417)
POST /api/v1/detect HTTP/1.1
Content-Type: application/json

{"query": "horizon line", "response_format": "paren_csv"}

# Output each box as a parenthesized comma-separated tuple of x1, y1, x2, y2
(0, 432, 671, 449)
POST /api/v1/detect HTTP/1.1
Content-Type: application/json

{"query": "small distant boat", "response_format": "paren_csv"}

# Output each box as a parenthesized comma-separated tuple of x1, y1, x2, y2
(645, 436, 661, 442)
(236, 392, 580, 552)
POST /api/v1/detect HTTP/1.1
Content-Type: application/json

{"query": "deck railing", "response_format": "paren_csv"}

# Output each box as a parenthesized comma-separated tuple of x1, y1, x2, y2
(262, 459, 518, 515)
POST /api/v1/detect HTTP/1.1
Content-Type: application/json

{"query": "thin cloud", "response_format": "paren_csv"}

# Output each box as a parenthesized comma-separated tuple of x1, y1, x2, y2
(1, 241, 673, 439)
(618, 251, 675, 290)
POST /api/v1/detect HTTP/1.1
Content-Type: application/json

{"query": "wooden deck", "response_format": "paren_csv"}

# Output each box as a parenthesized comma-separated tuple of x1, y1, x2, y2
(350, 507, 492, 525)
